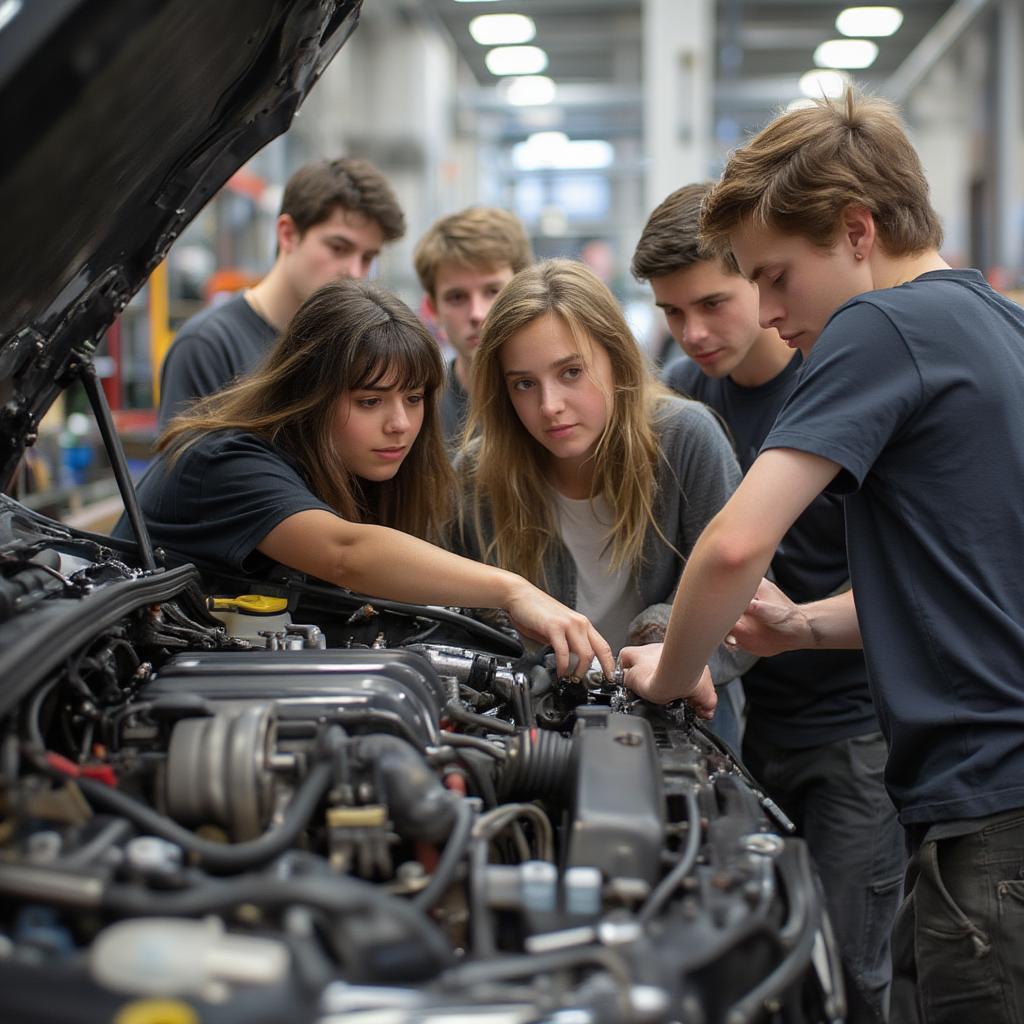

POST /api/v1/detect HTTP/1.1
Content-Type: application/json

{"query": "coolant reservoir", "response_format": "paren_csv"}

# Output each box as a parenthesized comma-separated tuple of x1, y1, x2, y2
(207, 594, 291, 642)
(89, 917, 289, 998)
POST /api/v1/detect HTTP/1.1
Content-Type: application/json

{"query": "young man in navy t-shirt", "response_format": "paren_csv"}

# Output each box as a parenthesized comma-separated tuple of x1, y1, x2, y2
(158, 158, 405, 429)
(622, 91, 1024, 1024)
(632, 181, 902, 1021)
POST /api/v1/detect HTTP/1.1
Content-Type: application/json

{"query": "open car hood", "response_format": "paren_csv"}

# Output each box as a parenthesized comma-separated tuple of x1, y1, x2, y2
(0, 0, 361, 487)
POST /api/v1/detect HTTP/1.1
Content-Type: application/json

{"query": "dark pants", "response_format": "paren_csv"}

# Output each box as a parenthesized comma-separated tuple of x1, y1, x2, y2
(890, 808, 1024, 1024)
(743, 730, 904, 1022)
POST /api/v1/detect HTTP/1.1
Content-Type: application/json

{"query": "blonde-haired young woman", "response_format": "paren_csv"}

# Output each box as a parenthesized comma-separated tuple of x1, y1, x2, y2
(455, 259, 751, 731)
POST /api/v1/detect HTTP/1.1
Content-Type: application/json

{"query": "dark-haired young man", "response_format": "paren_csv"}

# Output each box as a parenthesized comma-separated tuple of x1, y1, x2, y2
(157, 157, 405, 428)
(633, 181, 902, 1021)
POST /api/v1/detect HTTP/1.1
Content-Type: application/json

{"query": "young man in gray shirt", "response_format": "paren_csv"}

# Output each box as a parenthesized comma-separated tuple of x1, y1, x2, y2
(413, 207, 532, 447)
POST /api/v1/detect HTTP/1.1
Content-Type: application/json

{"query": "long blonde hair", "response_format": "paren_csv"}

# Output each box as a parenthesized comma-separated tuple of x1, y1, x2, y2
(464, 258, 672, 586)
(159, 280, 452, 542)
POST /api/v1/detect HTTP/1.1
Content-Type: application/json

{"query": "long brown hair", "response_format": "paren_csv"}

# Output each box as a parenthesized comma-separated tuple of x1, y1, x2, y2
(463, 258, 674, 586)
(159, 279, 452, 541)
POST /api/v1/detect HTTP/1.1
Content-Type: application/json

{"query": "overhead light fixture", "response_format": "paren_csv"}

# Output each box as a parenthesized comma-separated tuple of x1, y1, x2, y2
(503, 75, 557, 106)
(814, 38, 879, 69)
(799, 69, 850, 99)
(470, 13, 535, 46)
(0, 0, 22, 33)
(836, 6, 904, 37)
(485, 45, 548, 76)
(512, 133, 614, 171)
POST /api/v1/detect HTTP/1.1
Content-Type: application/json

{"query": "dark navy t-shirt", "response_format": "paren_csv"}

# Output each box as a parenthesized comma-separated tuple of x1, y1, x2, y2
(112, 431, 333, 576)
(664, 354, 876, 749)
(158, 296, 278, 430)
(763, 269, 1024, 825)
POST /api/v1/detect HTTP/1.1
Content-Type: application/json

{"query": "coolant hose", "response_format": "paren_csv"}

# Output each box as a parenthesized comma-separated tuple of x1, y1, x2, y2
(76, 762, 333, 874)
(496, 728, 573, 803)
(352, 734, 459, 843)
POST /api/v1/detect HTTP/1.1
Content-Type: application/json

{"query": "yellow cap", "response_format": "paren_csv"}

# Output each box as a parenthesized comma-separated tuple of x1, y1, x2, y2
(114, 1000, 199, 1024)
(208, 595, 288, 615)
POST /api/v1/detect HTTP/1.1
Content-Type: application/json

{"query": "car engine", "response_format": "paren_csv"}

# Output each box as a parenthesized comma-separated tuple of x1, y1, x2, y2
(0, 496, 846, 1024)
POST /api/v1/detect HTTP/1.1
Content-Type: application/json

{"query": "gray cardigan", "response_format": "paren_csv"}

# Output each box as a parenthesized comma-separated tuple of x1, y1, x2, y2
(455, 396, 755, 685)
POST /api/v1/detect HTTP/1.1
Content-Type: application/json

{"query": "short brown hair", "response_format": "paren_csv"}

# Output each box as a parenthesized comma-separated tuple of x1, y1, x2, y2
(414, 207, 533, 298)
(281, 157, 405, 241)
(700, 90, 943, 262)
(632, 182, 726, 280)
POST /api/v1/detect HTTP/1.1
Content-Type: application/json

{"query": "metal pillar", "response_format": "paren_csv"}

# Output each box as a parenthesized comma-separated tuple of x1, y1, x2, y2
(642, 0, 712, 214)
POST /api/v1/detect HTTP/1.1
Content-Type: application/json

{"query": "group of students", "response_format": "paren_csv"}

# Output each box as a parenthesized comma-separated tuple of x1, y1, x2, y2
(114, 91, 1024, 1024)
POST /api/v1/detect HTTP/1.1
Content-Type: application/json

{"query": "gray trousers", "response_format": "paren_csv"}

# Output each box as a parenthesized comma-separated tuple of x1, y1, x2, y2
(742, 729, 904, 1022)
(890, 808, 1024, 1023)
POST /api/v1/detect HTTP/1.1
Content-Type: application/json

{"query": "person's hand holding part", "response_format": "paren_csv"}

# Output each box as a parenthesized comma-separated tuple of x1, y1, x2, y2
(505, 580, 615, 680)
(618, 643, 717, 718)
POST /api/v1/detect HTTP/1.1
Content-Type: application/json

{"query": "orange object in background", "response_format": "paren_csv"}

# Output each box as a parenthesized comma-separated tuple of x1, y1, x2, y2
(149, 261, 173, 404)
(203, 267, 262, 304)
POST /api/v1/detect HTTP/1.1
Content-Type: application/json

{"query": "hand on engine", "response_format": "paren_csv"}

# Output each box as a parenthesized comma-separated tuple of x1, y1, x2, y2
(619, 644, 717, 718)
(505, 582, 615, 680)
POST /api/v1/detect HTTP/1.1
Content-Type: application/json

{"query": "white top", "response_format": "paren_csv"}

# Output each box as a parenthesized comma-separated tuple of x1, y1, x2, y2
(552, 491, 644, 654)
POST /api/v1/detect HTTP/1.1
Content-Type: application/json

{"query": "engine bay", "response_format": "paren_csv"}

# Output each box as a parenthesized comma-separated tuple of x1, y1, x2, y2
(0, 497, 845, 1023)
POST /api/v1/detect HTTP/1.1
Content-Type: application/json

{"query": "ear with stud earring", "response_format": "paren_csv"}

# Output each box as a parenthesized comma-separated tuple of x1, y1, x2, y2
(854, 252, 864, 261)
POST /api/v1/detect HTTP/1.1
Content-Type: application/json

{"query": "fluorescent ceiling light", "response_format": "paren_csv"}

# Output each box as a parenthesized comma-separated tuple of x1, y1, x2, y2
(814, 38, 878, 69)
(470, 13, 535, 46)
(0, 0, 22, 33)
(485, 45, 548, 76)
(525, 131, 568, 148)
(513, 133, 614, 171)
(836, 6, 904, 37)
(503, 75, 557, 106)
(799, 69, 850, 99)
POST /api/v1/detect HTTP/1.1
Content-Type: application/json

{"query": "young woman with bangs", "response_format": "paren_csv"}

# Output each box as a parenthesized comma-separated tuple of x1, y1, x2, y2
(115, 278, 612, 677)
(455, 259, 751, 733)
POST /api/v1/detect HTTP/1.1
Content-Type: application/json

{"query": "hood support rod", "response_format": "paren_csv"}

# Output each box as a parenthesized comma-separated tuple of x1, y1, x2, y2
(79, 360, 157, 573)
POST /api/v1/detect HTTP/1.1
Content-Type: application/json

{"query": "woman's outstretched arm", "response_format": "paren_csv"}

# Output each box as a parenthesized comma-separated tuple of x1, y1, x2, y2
(259, 508, 614, 678)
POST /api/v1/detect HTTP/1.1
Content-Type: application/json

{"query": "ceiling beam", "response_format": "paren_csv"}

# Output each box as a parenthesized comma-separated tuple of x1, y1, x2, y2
(885, 0, 995, 100)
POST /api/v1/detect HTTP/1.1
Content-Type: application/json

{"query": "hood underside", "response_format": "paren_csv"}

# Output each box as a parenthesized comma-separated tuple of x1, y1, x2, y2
(0, 0, 361, 486)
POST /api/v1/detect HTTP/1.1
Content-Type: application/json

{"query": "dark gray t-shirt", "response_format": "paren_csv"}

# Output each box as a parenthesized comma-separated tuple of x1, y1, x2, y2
(440, 358, 469, 449)
(157, 295, 277, 429)
(763, 269, 1024, 825)
(112, 431, 333, 576)
(664, 354, 876, 749)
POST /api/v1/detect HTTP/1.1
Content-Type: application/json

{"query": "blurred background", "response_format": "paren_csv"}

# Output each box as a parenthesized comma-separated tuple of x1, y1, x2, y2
(21, 0, 1023, 526)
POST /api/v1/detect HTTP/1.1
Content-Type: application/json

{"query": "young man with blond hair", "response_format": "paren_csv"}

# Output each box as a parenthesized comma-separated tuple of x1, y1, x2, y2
(622, 91, 1024, 1023)
(158, 157, 405, 428)
(633, 181, 902, 1022)
(414, 206, 533, 444)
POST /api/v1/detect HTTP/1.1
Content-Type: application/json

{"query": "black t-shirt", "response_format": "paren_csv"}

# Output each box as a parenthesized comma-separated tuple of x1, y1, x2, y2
(764, 269, 1024, 825)
(664, 354, 876, 749)
(157, 295, 278, 430)
(112, 431, 333, 576)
